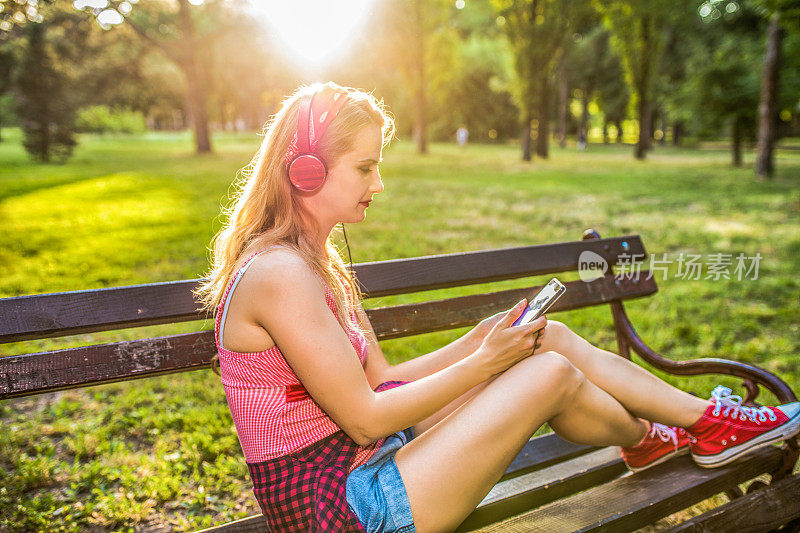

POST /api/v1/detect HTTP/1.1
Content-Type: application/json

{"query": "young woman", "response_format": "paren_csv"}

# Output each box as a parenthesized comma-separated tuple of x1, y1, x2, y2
(196, 83, 800, 533)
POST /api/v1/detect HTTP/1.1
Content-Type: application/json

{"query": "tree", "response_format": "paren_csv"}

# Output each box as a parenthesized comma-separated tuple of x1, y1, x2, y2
(0, 48, 14, 142)
(593, 0, 686, 159)
(593, 39, 629, 144)
(568, 24, 622, 146)
(494, 0, 572, 160)
(748, 0, 800, 177)
(354, 0, 458, 153)
(0, 0, 48, 143)
(754, 11, 782, 177)
(688, 3, 763, 165)
(16, 20, 77, 161)
(695, 0, 800, 174)
(74, 0, 235, 153)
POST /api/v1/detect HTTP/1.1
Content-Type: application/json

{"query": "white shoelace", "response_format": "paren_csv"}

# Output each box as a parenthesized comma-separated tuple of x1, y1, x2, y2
(650, 423, 679, 448)
(710, 385, 777, 423)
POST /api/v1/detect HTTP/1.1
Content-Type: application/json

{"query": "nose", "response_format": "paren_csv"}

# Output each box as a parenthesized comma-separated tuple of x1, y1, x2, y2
(372, 170, 384, 194)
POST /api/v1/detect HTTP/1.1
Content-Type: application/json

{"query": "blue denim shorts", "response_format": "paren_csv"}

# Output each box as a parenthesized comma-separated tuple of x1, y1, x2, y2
(346, 427, 416, 533)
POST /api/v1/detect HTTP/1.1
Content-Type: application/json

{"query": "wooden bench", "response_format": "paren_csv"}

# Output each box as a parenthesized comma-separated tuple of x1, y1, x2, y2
(2, 229, 799, 532)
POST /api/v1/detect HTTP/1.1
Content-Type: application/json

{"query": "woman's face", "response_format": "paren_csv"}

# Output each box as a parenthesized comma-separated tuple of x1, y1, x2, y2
(304, 125, 384, 229)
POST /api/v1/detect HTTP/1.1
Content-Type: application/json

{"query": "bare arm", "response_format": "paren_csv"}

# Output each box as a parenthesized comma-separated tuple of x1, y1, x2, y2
(246, 252, 492, 446)
(356, 304, 484, 385)
(357, 304, 508, 387)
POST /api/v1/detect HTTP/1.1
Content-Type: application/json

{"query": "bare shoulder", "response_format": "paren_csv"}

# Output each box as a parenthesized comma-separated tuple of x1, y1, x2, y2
(237, 248, 327, 320)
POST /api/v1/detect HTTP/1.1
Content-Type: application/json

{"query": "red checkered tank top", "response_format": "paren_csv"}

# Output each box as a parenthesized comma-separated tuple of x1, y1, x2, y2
(215, 248, 409, 531)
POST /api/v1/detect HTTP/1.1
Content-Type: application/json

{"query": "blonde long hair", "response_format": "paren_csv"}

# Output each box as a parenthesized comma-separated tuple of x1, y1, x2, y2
(195, 84, 394, 341)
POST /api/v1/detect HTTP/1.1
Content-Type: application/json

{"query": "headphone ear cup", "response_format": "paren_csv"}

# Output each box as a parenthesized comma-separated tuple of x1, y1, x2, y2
(288, 154, 327, 191)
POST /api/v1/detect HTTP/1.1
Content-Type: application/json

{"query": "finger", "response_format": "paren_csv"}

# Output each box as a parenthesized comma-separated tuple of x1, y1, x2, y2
(520, 315, 547, 332)
(505, 299, 527, 323)
(493, 299, 527, 332)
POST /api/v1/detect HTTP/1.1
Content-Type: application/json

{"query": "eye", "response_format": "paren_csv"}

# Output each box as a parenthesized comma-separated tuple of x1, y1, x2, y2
(359, 166, 373, 175)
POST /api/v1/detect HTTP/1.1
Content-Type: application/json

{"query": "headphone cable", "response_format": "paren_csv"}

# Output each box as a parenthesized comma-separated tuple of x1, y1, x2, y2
(341, 223, 353, 274)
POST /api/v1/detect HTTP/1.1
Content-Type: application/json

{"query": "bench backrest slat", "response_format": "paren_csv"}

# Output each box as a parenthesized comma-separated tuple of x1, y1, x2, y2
(368, 274, 655, 340)
(352, 235, 644, 297)
(0, 235, 646, 343)
(0, 274, 655, 399)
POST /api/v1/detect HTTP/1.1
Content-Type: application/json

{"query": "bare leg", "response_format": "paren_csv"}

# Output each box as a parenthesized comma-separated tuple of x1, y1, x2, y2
(538, 320, 710, 427)
(394, 351, 648, 533)
(412, 378, 496, 437)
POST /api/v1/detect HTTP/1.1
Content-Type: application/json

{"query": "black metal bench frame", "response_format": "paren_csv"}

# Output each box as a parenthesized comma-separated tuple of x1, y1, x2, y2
(2, 229, 799, 532)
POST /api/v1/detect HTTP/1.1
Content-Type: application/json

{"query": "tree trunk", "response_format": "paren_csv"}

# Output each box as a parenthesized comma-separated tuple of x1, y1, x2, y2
(557, 58, 567, 148)
(633, 13, 656, 159)
(649, 107, 658, 146)
(673, 121, 682, 146)
(732, 116, 743, 167)
(602, 121, 609, 144)
(177, 0, 211, 153)
(219, 100, 226, 131)
(754, 13, 782, 178)
(412, 0, 427, 155)
(536, 77, 549, 159)
(616, 120, 624, 143)
(579, 88, 591, 140)
(413, 82, 427, 154)
(635, 92, 649, 159)
(521, 111, 532, 161)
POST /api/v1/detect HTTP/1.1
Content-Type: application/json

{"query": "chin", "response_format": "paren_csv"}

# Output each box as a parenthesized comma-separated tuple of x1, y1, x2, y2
(341, 213, 366, 224)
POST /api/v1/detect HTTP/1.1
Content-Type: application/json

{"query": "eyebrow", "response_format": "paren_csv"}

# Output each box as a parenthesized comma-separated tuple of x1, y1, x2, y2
(357, 158, 382, 164)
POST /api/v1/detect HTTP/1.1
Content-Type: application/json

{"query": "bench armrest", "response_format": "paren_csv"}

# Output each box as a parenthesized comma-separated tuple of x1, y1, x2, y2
(611, 300, 797, 405)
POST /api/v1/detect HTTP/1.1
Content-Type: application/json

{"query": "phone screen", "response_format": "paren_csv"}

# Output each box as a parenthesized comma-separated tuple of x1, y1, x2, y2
(512, 279, 566, 327)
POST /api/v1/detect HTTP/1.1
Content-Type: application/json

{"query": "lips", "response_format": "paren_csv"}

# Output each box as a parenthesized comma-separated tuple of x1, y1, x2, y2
(359, 201, 371, 207)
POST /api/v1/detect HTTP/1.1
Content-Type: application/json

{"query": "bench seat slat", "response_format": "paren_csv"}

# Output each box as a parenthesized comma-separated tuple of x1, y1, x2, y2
(456, 447, 626, 532)
(0, 273, 656, 399)
(665, 474, 800, 533)
(473, 446, 784, 533)
(0, 236, 646, 343)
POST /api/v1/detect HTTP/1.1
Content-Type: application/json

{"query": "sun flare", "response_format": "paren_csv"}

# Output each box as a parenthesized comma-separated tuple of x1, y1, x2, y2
(249, 0, 375, 69)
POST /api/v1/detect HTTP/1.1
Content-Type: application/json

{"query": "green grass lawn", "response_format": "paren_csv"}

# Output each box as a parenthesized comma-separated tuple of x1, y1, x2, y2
(1, 127, 800, 531)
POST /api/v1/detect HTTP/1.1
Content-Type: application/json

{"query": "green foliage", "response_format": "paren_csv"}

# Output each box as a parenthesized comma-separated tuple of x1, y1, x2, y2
(592, 0, 677, 103)
(76, 106, 146, 134)
(568, 24, 630, 125)
(685, 21, 762, 139)
(492, 0, 573, 114)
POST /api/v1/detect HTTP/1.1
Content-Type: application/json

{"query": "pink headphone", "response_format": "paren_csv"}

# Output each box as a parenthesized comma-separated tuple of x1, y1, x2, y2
(285, 84, 351, 192)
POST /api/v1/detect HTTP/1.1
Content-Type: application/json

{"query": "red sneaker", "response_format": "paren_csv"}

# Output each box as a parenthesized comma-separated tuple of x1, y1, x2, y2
(621, 422, 691, 472)
(688, 386, 800, 468)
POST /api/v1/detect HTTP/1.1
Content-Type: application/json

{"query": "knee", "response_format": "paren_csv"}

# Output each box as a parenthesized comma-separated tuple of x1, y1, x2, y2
(538, 319, 573, 353)
(533, 351, 585, 398)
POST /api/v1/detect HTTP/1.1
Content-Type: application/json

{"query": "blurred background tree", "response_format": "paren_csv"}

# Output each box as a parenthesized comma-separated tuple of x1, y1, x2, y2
(0, 0, 797, 170)
(493, 0, 573, 161)
(14, 0, 89, 161)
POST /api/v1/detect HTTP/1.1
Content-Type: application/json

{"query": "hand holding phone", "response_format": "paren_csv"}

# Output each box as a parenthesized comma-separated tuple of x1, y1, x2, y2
(512, 278, 566, 327)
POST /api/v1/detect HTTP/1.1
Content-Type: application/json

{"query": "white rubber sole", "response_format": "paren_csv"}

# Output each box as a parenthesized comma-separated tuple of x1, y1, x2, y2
(626, 446, 691, 473)
(691, 407, 800, 469)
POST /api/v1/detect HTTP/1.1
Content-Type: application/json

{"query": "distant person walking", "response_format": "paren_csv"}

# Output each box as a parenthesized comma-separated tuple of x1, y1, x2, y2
(577, 128, 587, 151)
(456, 126, 468, 147)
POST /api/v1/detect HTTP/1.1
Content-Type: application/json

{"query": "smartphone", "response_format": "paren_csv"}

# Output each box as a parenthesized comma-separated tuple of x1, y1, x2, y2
(512, 278, 566, 327)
